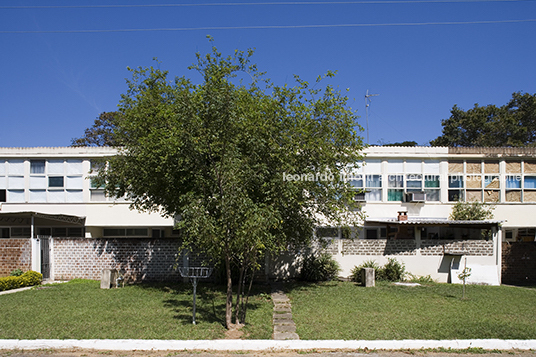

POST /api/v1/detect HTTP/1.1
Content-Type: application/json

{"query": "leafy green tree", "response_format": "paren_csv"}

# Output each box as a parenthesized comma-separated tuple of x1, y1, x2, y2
(71, 111, 121, 147)
(449, 200, 495, 221)
(96, 42, 364, 329)
(430, 92, 536, 147)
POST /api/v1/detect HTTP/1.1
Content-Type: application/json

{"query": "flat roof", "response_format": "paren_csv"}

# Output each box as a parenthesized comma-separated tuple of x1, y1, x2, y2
(0, 211, 86, 226)
(366, 218, 503, 229)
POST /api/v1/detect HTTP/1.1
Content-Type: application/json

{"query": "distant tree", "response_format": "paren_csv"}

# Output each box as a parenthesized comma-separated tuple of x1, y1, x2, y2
(382, 141, 418, 147)
(71, 111, 121, 147)
(430, 92, 536, 147)
(96, 42, 364, 329)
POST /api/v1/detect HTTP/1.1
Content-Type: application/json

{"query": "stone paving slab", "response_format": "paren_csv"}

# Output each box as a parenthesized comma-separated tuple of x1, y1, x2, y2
(271, 283, 300, 340)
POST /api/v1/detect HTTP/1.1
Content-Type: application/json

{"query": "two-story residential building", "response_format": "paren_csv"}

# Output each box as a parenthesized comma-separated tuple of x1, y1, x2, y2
(1, 146, 535, 285)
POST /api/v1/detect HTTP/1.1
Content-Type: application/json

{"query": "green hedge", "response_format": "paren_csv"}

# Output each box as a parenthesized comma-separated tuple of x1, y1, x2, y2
(0, 271, 43, 292)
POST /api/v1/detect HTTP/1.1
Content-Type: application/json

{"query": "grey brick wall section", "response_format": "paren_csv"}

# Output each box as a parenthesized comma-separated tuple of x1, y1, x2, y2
(0, 238, 32, 277)
(340, 239, 493, 256)
(342, 239, 417, 256)
(420, 240, 494, 256)
(52, 238, 204, 282)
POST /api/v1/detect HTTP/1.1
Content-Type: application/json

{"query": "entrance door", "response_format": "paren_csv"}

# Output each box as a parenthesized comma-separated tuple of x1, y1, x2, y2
(39, 236, 51, 280)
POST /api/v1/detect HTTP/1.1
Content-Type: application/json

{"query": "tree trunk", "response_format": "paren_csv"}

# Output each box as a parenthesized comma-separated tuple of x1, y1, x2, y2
(225, 249, 233, 329)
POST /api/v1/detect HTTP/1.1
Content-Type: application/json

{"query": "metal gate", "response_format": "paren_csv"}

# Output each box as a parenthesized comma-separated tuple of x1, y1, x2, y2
(39, 236, 51, 280)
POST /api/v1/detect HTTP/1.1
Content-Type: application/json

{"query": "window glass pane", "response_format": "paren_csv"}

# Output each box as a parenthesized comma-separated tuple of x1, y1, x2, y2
(11, 227, 31, 237)
(449, 176, 463, 188)
(29, 176, 47, 189)
(387, 160, 404, 173)
(448, 190, 463, 202)
(49, 176, 64, 188)
(48, 160, 64, 175)
(365, 189, 382, 201)
(506, 176, 521, 189)
(7, 160, 24, 175)
(484, 176, 500, 189)
(0, 189, 6, 202)
(48, 190, 65, 203)
(52, 227, 67, 237)
(0, 161, 5, 175)
(91, 190, 106, 202)
(7, 176, 24, 189)
(364, 159, 381, 173)
(126, 228, 148, 236)
(317, 227, 338, 238)
(388, 175, 403, 188)
(425, 175, 440, 188)
(407, 173, 422, 188)
(524, 176, 536, 189)
(29, 190, 47, 202)
(38, 228, 51, 236)
(506, 190, 521, 202)
(423, 160, 440, 174)
(30, 160, 45, 174)
(406, 160, 421, 173)
(66, 190, 83, 202)
(366, 229, 378, 239)
(349, 175, 363, 188)
(66, 176, 83, 189)
(8, 189, 24, 202)
(103, 228, 124, 237)
(388, 189, 404, 201)
(66, 160, 83, 175)
(0, 177, 6, 189)
(68, 227, 84, 237)
(425, 189, 440, 201)
(366, 175, 382, 188)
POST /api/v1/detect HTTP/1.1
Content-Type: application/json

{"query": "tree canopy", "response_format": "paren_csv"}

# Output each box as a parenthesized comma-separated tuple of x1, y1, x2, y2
(71, 111, 121, 147)
(430, 92, 536, 147)
(95, 42, 364, 328)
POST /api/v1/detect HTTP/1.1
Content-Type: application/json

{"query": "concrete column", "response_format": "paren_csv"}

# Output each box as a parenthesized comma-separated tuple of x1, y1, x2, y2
(361, 267, 375, 287)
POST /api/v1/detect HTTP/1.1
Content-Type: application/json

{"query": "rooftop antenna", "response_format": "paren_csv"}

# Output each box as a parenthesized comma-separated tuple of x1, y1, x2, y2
(365, 90, 379, 144)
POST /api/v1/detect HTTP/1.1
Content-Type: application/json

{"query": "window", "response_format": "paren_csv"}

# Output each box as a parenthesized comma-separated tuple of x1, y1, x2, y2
(103, 228, 149, 237)
(0, 228, 9, 238)
(365, 174, 382, 201)
(0, 189, 5, 202)
(11, 227, 31, 237)
(316, 227, 339, 238)
(448, 176, 464, 202)
(366, 229, 378, 239)
(48, 176, 64, 188)
(30, 160, 45, 174)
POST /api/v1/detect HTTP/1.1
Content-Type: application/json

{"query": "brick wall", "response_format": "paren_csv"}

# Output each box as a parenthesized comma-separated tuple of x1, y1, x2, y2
(342, 239, 417, 256)
(52, 238, 203, 282)
(0, 238, 32, 277)
(335, 239, 493, 257)
(420, 240, 494, 256)
(502, 242, 536, 284)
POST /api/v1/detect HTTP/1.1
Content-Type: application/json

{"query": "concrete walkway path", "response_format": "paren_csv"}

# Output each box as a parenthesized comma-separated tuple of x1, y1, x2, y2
(271, 283, 299, 340)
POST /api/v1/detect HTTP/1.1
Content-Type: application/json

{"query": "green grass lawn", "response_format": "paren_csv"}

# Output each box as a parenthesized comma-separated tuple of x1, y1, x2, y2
(287, 281, 536, 340)
(0, 279, 273, 340)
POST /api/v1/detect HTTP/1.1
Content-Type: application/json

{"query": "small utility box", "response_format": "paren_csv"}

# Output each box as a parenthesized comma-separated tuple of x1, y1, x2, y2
(361, 267, 375, 287)
(100, 269, 118, 289)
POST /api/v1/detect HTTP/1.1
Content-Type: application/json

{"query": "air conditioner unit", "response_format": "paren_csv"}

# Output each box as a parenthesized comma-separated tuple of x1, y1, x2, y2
(354, 192, 366, 202)
(406, 192, 426, 202)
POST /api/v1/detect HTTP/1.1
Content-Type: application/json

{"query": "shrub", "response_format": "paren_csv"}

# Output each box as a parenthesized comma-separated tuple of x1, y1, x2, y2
(300, 252, 341, 282)
(10, 269, 24, 277)
(350, 260, 381, 283)
(380, 258, 406, 282)
(406, 273, 435, 283)
(0, 270, 43, 292)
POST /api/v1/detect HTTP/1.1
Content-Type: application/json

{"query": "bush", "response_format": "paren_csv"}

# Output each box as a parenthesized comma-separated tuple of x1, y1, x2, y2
(350, 258, 406, 283)
(10, 269, 24, 277)
(380, 258, 406, 282)
(300, 252, 341, 282)
(406, 273, 435, 283)
(0, 270, 43, 292)
(350, 260, 381, 283)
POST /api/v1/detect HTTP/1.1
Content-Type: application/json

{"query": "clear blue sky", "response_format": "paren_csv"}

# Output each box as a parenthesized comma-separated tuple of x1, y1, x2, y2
(1, 0, 535, 147)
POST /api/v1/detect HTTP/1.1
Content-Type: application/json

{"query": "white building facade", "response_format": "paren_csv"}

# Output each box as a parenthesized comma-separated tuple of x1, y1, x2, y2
(1, 146, 535, 284)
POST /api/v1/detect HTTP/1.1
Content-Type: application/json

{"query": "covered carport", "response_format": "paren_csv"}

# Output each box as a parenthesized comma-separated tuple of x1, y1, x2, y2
(0, 211, 85, 279)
